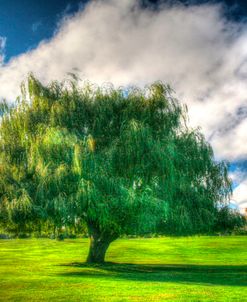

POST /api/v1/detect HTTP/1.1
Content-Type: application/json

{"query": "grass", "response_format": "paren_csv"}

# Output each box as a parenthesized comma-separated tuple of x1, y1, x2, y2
(0, 236, 246, 301)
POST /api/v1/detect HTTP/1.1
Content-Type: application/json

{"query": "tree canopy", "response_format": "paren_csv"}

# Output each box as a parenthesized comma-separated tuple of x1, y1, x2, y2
(0, 75, 234, 262)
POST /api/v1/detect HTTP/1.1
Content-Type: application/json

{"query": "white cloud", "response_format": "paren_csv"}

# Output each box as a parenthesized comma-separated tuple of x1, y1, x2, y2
(229, 167, 247, 210)
(0, 37, 6, 66)
(0, 0, 247, 162)
(229, 168, 247, 185)
(231, 180, 247, 214)
(31, 21, 42, 33)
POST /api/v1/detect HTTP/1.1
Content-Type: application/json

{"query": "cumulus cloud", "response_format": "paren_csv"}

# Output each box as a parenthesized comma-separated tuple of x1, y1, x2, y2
(229, 167, 247, 186)
(0, 0, 247, 165)
(229, 161, 247, 209)
(0, 37, 6, 66)
(231, 180, 247, 214)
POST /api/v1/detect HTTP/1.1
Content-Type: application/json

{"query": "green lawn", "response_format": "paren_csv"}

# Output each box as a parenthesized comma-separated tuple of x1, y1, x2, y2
(0, 236, 246, 301)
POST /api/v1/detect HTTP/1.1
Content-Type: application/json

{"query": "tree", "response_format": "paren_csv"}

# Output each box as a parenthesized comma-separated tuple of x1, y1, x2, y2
(213, 206, 246, 234)
(0, 75, 232, 263)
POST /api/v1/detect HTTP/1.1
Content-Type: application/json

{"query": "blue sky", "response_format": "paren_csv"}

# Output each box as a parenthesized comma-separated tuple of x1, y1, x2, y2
(0, 0, 247, 211)
(0, 0, 88, 61)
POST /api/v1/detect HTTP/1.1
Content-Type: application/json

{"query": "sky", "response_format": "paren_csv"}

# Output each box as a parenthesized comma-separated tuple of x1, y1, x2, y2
(0, 0, 247, 212)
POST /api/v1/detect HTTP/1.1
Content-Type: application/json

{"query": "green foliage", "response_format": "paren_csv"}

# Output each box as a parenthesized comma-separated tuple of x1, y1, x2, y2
(0, 75, 233, 238)
(213, 206, 246, 234)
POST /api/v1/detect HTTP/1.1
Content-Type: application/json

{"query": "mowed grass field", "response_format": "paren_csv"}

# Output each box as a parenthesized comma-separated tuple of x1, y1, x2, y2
(0, 236, 246, 302)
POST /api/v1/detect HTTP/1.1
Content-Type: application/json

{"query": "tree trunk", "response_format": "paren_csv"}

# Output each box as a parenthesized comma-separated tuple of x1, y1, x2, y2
(86, 222, 117, 264)
(86, 236, 111, 263)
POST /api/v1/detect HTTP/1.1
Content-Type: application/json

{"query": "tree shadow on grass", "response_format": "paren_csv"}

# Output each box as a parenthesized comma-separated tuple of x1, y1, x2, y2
(58, 262, 247, 286)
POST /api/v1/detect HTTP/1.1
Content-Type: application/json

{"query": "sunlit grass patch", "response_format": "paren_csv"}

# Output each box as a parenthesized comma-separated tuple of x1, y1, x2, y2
(0, 236, 246, 301)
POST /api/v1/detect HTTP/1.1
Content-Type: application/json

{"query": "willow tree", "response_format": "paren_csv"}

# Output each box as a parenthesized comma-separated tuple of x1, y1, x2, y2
(0, 75, 232, 262)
